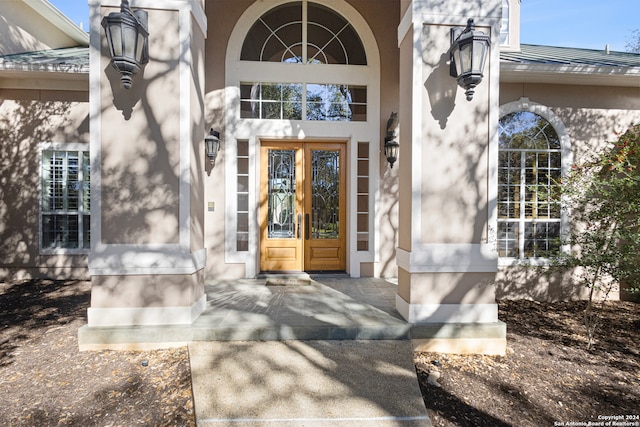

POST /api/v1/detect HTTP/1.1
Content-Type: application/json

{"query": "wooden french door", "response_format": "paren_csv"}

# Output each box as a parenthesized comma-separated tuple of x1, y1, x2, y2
(260, 141, 346, 272)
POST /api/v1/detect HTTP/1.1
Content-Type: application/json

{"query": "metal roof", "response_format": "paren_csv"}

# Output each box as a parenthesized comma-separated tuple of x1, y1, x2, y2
(501, 44, 640, 68)
(0, 47, 89, 74)
(1, 43, 639, 77)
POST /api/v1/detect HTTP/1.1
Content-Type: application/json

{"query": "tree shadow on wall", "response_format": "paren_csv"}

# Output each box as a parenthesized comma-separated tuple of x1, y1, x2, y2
(0, 100, 80, 279)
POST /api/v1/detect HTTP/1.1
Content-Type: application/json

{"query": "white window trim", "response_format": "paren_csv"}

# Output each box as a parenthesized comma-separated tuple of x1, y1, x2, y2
(224, 0, 381, 278)
(497, 98, 573, 266)
(39, 142, 90, 255)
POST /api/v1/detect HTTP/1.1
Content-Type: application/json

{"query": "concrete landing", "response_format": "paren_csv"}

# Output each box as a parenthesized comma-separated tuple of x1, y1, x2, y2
(189, 340, 432, 426)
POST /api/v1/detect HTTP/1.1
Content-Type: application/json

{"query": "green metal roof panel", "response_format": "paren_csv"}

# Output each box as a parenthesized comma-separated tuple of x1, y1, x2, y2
(2, 43, 638, 76)
(501, 44, 640, 68)
(0, 47, 89, 73)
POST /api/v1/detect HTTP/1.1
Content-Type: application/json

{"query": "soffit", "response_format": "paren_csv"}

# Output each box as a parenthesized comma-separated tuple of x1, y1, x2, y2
(500, 44, 640, 87)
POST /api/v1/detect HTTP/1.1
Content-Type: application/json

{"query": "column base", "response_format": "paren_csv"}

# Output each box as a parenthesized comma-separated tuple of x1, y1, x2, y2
(87, 294, 206, 327)
(410, 321, 506, 355)
(396, 294, 499, 323)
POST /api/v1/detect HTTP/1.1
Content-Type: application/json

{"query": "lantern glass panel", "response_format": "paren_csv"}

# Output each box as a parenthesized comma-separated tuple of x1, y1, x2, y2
(385, 142, 398, 162)
(109, 23, 123, 57)
(472, 40, 488, 73)
(458, 42, 472, 74)
(136, 32, 145, 62)
(123, 25, 137, 59)
(206, 138, 218, 155)
(453, 47, 462, 76)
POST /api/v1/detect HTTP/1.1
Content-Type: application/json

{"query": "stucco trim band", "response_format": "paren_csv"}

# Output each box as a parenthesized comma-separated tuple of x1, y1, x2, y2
(396, 295, 499, 323)
(92, 0, 207, 35)
(396, 244, 498, 273)
(87, 293, 206, 327)
(89, 246, 206, 276)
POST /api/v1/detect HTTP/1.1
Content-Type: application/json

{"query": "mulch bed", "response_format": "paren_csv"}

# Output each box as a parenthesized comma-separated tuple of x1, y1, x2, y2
(0, 280, 194, 427)
(1, 279, 638, 426)
(415, 300, 640, 427)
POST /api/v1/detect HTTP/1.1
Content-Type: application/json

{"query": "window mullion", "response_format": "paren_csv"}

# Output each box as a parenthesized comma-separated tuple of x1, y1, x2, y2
(532, 154, 538, 219)
(62, 152, 69, 213)
(519, 151, 526, 259)
(302, 82, 307, 120)
(302, 0, 308, 63)
(78, 151, 84, 248)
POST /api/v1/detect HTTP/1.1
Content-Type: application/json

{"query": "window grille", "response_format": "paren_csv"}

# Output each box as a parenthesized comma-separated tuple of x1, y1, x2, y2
(236, 140, 250, 251)
(356, 141, 369, 251)
(498, 111, 561, 259)
(238, 1, 368, 122)
(41, 150, 90, 251)
(241, 1, 366, 65)
(240, 82, 366, 122)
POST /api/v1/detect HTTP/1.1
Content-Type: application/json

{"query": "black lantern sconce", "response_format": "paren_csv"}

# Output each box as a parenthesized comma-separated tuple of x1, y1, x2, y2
(101, 0, 149, 90)
(205, 129, 221, 167)
(384, 112, 399, 169)
(449, 18, 490, 101)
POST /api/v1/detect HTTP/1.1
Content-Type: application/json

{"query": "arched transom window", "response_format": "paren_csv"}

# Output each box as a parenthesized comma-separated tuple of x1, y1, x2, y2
(238, 1, 368, 122)
(498, 111, 562, 259)
(241, 1, 367, 65)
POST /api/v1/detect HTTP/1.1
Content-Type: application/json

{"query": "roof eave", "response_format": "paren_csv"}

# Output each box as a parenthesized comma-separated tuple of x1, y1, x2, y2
(0, 69, 89, 92)
(500, 62, 640, 87)
(0, 62, 89, 75)
(23, 0, 89, 47)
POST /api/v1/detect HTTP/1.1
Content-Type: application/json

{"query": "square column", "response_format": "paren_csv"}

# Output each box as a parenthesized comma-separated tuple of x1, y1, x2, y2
(86, 0, 208, 329)
(396, 0, 505, 354)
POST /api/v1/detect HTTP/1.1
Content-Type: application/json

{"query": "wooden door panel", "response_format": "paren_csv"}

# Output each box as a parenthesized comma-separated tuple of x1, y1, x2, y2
(304, 144, 346, 271)
(260, 141, 346, 273)
(259, 143, 303, 272)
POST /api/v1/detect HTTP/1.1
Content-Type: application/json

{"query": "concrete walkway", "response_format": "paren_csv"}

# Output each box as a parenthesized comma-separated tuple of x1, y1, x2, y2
(190, 340, 431, 426)
(188, 277, 431, 426)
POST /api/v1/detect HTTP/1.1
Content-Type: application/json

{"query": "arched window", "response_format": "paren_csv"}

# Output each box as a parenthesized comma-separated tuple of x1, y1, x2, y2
(237, 1, 368, 122)
(497, 111, 562, 259)
(241, 1, 367, 65)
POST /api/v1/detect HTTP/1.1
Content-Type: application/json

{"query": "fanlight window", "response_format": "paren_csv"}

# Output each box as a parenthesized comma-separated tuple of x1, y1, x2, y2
(241, 1, 367, 65)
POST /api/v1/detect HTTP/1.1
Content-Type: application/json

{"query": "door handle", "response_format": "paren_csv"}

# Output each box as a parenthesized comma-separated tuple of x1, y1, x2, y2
(305, 214, 310, 240)
(297, 213, 302, 239)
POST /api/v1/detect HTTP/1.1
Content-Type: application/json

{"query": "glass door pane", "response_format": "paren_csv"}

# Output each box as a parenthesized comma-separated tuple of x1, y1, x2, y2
(267, 150, 297, 239)
(311, 150, 340, 239)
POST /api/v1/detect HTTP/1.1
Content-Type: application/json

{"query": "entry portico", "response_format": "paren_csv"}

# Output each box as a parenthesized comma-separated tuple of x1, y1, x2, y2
(84, 0, 505, 353)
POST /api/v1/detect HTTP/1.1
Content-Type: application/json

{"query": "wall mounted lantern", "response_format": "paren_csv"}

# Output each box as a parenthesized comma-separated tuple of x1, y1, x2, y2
(101, 0, 149, 90)
(449, 18, 490, 101)
(384, 112, 399, 169)
(205, 129, 221, 167)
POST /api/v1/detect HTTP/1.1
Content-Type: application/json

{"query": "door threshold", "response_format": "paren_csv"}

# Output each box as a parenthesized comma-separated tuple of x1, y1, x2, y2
(257, 271, 349, 280)
(307, 271, 349, 279)
(257, 272, 312, 280)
